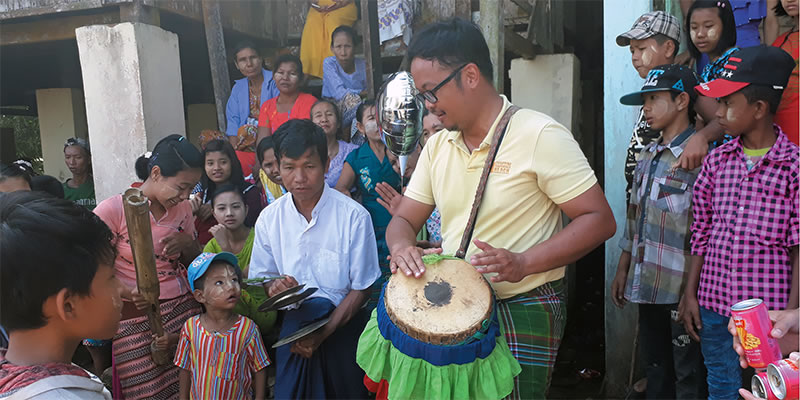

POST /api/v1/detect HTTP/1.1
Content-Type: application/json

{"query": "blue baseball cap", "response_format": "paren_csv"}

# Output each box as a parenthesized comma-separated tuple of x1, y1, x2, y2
(187, 252, 239, 291)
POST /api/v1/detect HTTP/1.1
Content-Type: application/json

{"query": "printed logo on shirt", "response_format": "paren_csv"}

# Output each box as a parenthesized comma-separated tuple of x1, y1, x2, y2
(491, 161, 511, 174)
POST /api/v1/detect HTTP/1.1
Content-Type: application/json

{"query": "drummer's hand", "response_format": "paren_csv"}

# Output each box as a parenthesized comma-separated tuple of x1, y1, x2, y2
(390, 246, 431, 278)
(471, 239, 528, 283)
(268, 275, 299, 297)
(160, 232, 195, 258)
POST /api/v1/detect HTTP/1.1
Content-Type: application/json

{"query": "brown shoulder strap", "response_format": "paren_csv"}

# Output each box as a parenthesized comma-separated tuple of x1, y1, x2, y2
(455, 105, 521, 259)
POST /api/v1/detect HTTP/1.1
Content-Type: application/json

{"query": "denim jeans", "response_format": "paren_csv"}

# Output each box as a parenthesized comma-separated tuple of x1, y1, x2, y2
(699, 307, 742, 400)
(639, 304, 707, 399)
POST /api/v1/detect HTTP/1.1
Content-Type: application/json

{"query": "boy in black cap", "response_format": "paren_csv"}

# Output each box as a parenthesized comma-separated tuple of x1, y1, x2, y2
(612, 64, 707, 400)
(617, 11, 725, 203)
(682, 45, 798, 400)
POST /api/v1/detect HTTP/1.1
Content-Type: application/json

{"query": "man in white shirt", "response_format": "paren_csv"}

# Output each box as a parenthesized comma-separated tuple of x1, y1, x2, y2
(249, 119, 380, 399)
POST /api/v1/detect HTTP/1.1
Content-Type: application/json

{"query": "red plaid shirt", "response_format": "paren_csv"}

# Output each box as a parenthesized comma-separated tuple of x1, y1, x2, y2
(691, 126, 799, 317)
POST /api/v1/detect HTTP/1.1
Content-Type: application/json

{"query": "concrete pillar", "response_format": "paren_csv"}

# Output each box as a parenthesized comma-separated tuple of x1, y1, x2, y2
(509, 55, 580, 134)
(35, 88, 88, 181)
(76, 22, 186, 202)
(186, 104, 218, 146)
(603, 0, 652, 397)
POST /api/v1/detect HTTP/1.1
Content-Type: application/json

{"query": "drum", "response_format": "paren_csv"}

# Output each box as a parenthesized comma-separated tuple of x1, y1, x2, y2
(356, 255, 521, 400)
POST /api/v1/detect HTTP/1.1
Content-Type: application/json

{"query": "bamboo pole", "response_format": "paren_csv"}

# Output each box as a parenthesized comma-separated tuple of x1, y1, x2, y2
(122, 188, 171, 365)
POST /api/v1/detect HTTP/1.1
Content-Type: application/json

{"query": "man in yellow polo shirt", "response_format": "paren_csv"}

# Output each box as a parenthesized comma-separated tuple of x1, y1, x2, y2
(387, 18, 616, 399)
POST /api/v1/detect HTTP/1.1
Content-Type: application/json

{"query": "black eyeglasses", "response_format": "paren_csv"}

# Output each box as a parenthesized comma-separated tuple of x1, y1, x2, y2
(415, 64, 468, 104)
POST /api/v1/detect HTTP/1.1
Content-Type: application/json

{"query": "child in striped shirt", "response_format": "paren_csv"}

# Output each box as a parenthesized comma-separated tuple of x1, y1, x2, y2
(175, 252, 271, 400)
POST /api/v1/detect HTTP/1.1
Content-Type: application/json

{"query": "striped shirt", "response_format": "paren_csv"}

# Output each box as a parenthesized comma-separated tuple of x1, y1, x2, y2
(691, 126, 799, 317)
(174, 315, 270, 400)
(620, 127, 700, 304)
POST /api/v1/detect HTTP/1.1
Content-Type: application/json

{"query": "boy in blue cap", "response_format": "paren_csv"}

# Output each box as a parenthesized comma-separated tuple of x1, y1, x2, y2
(175, 252, 270, 400)
(612, 64, 707, 399)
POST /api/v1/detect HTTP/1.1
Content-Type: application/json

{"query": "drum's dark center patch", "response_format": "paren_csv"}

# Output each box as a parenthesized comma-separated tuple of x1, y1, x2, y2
(424, 280, 452, 307)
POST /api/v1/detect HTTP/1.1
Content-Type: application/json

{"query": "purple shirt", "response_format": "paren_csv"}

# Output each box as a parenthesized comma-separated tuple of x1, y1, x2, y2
(691, 126, 799, 317)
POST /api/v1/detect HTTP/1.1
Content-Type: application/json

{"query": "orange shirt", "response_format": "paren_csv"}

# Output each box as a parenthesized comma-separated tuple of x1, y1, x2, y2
(257, 93, 318, 135)
(773, 30, 799, 145)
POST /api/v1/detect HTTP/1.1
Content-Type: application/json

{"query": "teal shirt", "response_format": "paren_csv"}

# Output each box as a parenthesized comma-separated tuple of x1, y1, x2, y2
(345, 143, 400, 231)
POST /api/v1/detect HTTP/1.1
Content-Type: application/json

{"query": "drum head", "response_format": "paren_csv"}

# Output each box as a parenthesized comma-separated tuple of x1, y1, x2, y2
(385, 258, 492, 345)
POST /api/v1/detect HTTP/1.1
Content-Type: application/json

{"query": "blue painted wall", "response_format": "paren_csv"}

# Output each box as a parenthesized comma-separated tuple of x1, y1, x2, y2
(603, 0, 652, 395)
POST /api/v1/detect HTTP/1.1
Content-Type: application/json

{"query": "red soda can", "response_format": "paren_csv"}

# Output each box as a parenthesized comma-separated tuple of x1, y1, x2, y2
(767, 359, 800, 400)
(731, 299, 782, 369)
(753, 372, 779, 400)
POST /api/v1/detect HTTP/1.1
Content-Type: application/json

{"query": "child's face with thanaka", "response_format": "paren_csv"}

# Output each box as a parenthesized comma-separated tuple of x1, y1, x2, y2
(213, 191, 247, 231)
(194, 262, 241, 311)
(357, 106, 381, 142)
(715, 91, 762, 137)
(55, 263, 123, 341)
(689, 8, 724, 57)
(629, 38, 674, 79)
(642, 91, 686, 131)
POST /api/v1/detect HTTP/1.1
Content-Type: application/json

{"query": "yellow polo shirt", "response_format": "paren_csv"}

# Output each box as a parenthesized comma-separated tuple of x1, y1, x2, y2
(405, 96, 597, 299)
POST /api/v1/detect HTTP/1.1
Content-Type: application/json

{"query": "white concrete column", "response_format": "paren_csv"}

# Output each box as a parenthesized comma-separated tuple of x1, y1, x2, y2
(76, 22, 186, 202)
(35, 88, 88, 181)
(509, 55, 581, 134)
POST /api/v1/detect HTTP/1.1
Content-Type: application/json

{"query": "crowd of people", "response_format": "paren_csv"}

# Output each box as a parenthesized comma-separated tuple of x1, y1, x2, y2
(0, 0, 798, 399)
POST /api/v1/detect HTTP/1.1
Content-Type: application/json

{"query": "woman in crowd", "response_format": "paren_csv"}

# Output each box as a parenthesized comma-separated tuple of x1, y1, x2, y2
(299, 0, 357, 79)
(62, 137, 96, 210)
(0, 161, 33, 193)
(93, 134, 203, 399)
(769, 0, 798, 144)
(191, 139, 262, 245)
(310, 99, 358, 187)
(257, 54, 317, 143)
(322, 25, 367, 143)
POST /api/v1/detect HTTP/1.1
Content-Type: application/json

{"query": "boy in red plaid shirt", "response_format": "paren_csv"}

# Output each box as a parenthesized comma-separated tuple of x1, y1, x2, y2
(681, 45, 799, 400)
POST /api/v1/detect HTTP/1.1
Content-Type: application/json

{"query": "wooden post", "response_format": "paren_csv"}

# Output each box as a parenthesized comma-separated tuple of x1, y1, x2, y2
(119, 0, 160, 25)
(201, 0, 231, 133)
(479, 0, 504, 92)
(360, 0, 383, 99)
(122, 188, 171, 365)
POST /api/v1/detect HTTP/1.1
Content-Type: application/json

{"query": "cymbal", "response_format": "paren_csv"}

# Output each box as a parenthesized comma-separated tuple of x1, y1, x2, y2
(258, 286, 317, 312)
(272, 316, 331, 348)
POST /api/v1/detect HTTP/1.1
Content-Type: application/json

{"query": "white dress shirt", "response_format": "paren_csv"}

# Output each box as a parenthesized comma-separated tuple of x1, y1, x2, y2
(250, 185, 381, 306)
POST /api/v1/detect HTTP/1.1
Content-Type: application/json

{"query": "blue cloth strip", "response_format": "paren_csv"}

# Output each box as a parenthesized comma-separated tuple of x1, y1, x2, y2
(376, 286, 499, 366)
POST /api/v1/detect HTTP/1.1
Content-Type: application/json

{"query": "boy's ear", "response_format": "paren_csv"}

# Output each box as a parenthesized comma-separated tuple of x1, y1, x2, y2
(192, 288, 205, 304)
(54, 288, 76, 321)
(677, 92, 691, 111)
(753, 99, 770, 120)
(663, 40, 676, 62)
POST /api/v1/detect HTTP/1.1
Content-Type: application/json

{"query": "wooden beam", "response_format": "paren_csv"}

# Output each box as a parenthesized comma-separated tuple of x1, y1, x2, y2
(504, 27, 536, 59)
(479, 0, 504, 91)
(509, 0, 532, 14)
(360, 0, 382, 99)
(527, 0, 553, 53)
(0, 0, 115, 20)
(270, 0, 288, 46)
(455, 0, 472, 19)
(0, 11, 120, 46)
(201, 0, 231, 133)
(119, 0, 160, 25)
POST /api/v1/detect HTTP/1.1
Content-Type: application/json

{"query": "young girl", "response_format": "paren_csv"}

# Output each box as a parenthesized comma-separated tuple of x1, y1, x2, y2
(334, 101, 400, 299)
(93, 134, 204, 399)
(0, 161, 33, 193)
(176, 252, 270, 400)
(191, 139, 262, 245)
(771, 0, 798, 144)
(686, 0, 738, 82)
(323, 25, 367, 142)
(203, 185, 276, 334)
(62, 137, 96, 210)
(310, 99, 359, 187)
(256, 54, 317, 143)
